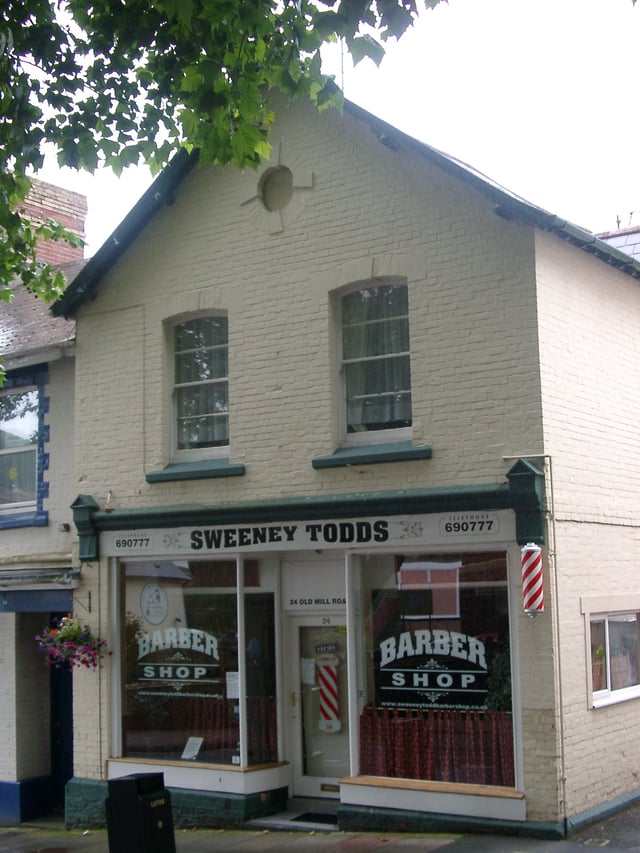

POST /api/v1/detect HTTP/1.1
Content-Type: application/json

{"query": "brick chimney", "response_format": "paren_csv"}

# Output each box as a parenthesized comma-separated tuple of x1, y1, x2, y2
(20, 177, 87, 265)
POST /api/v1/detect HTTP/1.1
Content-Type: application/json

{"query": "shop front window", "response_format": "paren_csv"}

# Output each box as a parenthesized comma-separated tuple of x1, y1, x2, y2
(121, 559, 276, 766)
(356, 552, 514, 787)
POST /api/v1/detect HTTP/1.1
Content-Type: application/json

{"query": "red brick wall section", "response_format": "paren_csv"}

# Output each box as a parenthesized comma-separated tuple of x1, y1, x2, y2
(20, 176, 88, 265)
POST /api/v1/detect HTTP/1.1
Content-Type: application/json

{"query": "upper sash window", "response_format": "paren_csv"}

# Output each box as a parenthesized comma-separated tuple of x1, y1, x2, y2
(340, 281, 412, 442)
(173, 316, 229, 456)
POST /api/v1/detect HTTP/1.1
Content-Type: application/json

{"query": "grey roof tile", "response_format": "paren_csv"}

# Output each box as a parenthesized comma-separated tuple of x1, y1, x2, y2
(0, 260, 81, 359)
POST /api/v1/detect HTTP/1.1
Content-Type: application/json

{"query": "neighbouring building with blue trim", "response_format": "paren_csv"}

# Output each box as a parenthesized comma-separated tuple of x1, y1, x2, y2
(0, 178, 86, 824)
(5, 96, 640, 838)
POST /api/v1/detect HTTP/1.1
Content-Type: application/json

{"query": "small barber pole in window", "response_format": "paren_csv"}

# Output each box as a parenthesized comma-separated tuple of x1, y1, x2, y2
(521, 542, 544, 617)
(317, 654, 341, 733)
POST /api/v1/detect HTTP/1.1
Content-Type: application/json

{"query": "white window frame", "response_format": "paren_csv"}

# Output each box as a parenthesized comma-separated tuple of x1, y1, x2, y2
(337, 279, 413, 447)
(171, 313, 229, 462)
(0, 386, 38, 511)
(582, 594, 640, 708)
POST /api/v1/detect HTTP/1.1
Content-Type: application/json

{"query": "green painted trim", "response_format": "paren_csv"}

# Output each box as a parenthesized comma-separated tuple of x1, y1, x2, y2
(77, 482, 511, 531)
(312, 441, 432, 469)
(146, 459, 246, 483)
(506, 459, 545, 545)
(65, 777, 287, 829)
(65, 777, 107, 829)
(338, 803, 565, 840)
(70, 494, 100, 562)
(565, 786, 640, 836)
(70, 458, 546, 561)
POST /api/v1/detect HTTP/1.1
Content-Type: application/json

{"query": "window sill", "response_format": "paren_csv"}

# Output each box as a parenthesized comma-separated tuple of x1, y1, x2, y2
(592, 685, 640, 709)
(312, 441, 432, 469)
(341, 775, 524, 800)
(0, 510, 48, 529)
(108, 756, 287, 773)
(145, 460, 246, 483)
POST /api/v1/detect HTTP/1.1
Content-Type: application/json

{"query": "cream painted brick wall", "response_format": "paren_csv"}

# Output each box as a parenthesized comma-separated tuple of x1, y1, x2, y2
(70, 559, 111, 780)
(0, 614, 50, 781)
(549, 522, 640, 816)
(45, 357, 77, 528)
(536, 230, 640, 521)
(0, 614, 17, 780)
(536, 231, 640, 817)
(15, 613, 50, 778)
(73, 97, 544, 510)
(520, 709, 562, 821)
(74, 306, 145, 506)
(516, 552, 562, 821)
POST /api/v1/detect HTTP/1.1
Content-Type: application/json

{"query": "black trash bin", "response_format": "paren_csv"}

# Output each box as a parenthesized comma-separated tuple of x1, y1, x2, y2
(106, 772, 176, 853)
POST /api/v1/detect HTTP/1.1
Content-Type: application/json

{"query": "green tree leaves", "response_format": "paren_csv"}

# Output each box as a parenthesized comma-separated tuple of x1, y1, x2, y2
(1, 0, 442, 303)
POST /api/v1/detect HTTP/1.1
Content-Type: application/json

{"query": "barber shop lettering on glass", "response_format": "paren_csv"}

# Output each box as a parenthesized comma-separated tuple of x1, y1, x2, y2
(120, 560, 276, 766)
(359, 552, 515, 787)
(368, 553, 512, 713)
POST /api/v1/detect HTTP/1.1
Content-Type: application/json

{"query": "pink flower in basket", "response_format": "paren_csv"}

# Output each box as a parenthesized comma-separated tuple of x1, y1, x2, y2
(35, 614, 109, 669)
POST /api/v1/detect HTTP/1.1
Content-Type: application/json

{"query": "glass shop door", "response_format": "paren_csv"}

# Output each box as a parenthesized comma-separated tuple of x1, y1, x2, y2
(288, 615, 349, 798)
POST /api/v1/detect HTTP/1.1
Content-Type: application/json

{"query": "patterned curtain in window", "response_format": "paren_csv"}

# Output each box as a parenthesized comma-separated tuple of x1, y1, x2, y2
(359, 706, 514, 787)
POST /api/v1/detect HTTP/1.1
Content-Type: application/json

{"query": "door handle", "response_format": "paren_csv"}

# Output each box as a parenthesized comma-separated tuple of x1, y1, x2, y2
(290, 691, 296, 708)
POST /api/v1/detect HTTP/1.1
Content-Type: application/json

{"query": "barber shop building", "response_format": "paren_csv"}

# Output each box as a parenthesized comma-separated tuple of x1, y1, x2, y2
(6, 93, 640, 838)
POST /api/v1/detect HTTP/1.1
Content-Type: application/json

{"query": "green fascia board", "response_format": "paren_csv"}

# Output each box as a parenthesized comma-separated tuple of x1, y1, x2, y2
(71, 460, 545, 562)
(312, 442, 432, 468)
(146, 459, 246, 483)
(77, 482, 511, 533)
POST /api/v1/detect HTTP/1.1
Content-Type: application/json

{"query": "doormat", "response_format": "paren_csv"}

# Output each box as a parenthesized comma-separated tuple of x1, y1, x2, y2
(291, 812, 338, 825)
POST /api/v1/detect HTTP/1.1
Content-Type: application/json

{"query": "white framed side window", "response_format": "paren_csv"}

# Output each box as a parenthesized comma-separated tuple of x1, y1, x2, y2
(0, 387, 38, 510)
(172, 314, 229, 460)
(338, 279, 412, 446)
(582, 596, 640, 708)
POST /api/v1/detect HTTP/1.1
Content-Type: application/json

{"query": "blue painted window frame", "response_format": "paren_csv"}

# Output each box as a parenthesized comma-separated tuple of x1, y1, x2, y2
(0, 366, 49, 529)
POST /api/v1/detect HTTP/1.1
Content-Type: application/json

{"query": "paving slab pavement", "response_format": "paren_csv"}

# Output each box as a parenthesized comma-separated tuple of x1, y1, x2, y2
(0, 825, 457, 853)
(2, 800, 640, 853)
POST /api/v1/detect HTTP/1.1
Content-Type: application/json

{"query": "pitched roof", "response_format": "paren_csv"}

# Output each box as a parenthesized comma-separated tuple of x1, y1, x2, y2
(598, 225, 640, 262)
(52, 99, 640, 319)
(1, 260, 82, 368)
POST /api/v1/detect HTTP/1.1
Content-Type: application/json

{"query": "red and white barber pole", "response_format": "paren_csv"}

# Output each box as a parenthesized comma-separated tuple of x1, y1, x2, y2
(521, 542, 544, 617)
(317, 654, 341, 733)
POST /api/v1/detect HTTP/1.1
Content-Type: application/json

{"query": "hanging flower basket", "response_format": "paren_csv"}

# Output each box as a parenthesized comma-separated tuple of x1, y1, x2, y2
(35, 614, 109, 670)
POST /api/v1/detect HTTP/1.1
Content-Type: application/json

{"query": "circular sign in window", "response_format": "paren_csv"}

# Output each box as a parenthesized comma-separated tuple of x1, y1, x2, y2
(140, 582, 169, 625)
(259, 165, 294, 211)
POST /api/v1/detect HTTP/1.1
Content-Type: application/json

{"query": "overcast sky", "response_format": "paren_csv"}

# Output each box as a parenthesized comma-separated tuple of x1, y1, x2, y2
(38, 0, 640, 255)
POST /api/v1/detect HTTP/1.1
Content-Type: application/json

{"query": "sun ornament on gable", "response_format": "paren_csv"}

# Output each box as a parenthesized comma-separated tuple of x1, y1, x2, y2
(239, 140, 314, 235)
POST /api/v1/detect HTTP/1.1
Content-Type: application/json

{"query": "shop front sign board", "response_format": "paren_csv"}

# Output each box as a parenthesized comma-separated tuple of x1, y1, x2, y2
(102, 510, 513, 559)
